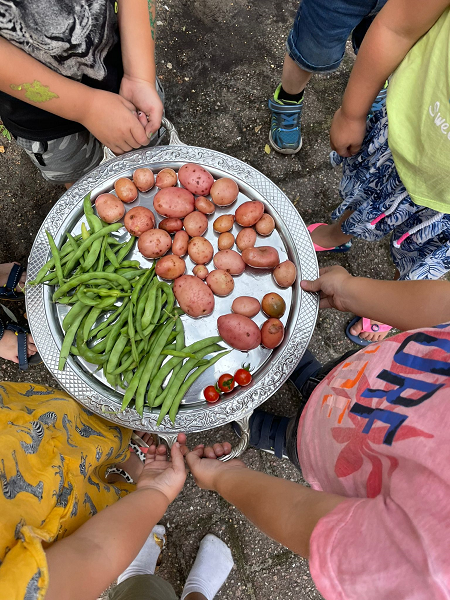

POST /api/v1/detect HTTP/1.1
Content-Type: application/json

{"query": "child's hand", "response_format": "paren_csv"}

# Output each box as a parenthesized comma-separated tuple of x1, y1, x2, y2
(81, 89, 149, 154)
(120, 76, 163, 139)
(185, 443, 247, 491)
(301, 265, 353, 311)
(330, 107, 367, 157)
(136, 434, 187, 504)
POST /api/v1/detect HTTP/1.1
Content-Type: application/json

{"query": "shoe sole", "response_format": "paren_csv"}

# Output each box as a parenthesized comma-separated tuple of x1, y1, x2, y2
(269, 131, 303, 155)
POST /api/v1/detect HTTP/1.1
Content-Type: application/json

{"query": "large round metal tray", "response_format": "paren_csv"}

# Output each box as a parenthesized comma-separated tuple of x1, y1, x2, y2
(26, 145, 318, 434)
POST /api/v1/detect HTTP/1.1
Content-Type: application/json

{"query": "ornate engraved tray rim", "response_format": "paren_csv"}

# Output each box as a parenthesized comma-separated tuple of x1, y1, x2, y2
(26, 146, 319, 433)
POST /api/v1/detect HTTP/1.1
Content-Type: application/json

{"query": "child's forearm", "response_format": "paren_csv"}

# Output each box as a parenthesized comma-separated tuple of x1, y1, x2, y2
(344, 278, 450, 330)
(0, 37, 93, 123)
(45, 488, 169, 600)
(342, 0, 449, 120)
(118, 0, 156, 83)
(215, 468, 345, 558)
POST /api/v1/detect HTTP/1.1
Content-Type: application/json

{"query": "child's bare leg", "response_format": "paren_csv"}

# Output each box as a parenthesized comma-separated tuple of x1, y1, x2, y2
(310, 210, 354, 248)
(350, 269, 400, 342)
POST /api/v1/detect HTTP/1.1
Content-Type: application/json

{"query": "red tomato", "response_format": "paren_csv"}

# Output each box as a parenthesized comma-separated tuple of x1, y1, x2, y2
(204, 385, 220, 403)
(217, 373, 235, 393)
(234, 367, 252, 387)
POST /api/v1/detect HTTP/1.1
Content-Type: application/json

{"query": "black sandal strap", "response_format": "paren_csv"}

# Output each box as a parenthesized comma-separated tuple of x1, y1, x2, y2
(5, 264, 24, 297)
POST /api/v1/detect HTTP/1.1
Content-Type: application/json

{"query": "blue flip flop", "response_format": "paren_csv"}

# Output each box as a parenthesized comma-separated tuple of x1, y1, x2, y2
(232, 410, 290, 459)
(0, 264, 25, 301)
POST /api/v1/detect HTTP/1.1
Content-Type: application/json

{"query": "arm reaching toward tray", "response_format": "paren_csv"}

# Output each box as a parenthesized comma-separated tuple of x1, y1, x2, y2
(300, 265, 450, 330)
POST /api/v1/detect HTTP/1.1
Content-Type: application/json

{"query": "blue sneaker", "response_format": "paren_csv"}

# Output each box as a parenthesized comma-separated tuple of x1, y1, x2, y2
(268, 84, 303, 154)
(368, 80, 389, 118)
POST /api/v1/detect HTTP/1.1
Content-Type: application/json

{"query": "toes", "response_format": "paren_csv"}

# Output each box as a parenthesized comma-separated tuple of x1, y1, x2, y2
(349, 318, 363, 337)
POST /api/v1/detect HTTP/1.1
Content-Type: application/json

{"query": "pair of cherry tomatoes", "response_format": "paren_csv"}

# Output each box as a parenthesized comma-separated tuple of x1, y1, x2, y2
(203, 365, 252, 403)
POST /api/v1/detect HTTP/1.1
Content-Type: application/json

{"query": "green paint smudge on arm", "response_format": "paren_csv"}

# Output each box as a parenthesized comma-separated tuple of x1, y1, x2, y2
(147, 0, 156, 40)
(10, 80, 59, 103)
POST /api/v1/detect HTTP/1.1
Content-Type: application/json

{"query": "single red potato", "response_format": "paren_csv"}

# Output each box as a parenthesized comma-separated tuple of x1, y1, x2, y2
(95, 193, 125, 223)
(193, 265, 209, 279)
(195, 196, 215, 215)
(178, 163, 214, 196)
(217, 314, 261, 351)
(156, 168, 177, 188)
(159, 217, 183, 234)
(273, 260, 297, 288)
(184, 211, 208, 237)
(261, 318, 284, 349)
(242, 246, 280, 269)
(124, 206, 155, 237)
(261, 292, 286, 318)
(255, 213, 275, 236)
(173, 275, 215, 317)
(172, 230, 190, 256)
(235, 201, 264, 227)
(206, 269, 235, 297)
(114, 178, 138, 203)
(188, 237, 214, 264)
(133, 168, 155, 192)
(231, 296, 261, 318)
(236, 228, 257, 252)
(153, 187, 195, 218)
(210, 178, 239, 206)
(155, 255, 186, 280)
(138, 229, 172, 258)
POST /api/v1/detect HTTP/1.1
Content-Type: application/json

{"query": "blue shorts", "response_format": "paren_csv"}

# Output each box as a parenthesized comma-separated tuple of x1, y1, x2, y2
(287, 0, 388, 73)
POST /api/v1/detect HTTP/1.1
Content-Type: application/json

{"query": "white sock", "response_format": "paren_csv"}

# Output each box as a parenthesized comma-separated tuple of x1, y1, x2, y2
(117, 524, 166, 585)
(181, 534, 234, 600)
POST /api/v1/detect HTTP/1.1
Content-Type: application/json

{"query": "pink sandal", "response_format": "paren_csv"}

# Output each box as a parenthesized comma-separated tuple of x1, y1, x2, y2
(307, 223, 352, 253)
(346, 316, 392, 347)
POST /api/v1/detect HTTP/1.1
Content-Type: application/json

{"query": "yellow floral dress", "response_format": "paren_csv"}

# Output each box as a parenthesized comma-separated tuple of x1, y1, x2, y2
(0, 382, 134, 600)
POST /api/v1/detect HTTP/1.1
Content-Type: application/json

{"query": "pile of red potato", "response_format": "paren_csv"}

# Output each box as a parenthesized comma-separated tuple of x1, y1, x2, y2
(94, 163, 297, 352)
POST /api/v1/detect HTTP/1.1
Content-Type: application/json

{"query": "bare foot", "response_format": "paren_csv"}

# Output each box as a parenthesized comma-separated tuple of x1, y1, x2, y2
(0, 262, 26, 292)
(349, 318, 391, 343)
(310, 223, 352, 249)
(108, 432, 155, 483)
(0, 330, 37, 364)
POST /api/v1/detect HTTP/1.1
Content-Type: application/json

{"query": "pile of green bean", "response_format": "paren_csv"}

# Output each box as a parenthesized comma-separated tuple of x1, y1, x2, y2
(29, 193, 229, 423)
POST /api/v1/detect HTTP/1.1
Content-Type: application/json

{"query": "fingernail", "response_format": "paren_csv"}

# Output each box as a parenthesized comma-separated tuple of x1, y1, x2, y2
(138, 111, 144, 116)
(175, 442, 180, 447)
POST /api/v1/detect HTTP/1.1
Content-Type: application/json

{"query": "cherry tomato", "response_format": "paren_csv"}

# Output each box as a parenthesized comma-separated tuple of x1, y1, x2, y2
(217, 373, 235, 393)
(204, 385, 220, 403)
(234, 366, 252, 387)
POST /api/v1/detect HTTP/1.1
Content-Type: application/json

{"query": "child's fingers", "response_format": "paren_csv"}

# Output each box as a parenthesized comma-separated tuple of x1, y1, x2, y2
(203, 445, 218, 459)
(177, 432, 187, 445)
(170, 442, 187, 473)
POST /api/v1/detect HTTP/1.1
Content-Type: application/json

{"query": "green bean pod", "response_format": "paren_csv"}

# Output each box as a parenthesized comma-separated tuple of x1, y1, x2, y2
(116, 236, 136, 263)
(58, 304, 91, 370)
(90, 298, 129, 340)
(121, 359, 147, 411)
(63, 223, 122, 276)
(83, 306, 103, 341)
(53, 271, 130, 301)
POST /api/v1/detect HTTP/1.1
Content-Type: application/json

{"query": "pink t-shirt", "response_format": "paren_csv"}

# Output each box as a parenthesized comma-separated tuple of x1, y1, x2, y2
(298, 324, 450, 600)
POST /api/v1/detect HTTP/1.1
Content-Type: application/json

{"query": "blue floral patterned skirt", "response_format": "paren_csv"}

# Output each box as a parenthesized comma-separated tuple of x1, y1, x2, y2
(331, 106, 450, 280)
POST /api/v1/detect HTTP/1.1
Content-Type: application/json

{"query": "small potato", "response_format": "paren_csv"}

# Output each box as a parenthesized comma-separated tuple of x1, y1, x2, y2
(235, 200, 264, 227)
(261, 318, 284, 349)
(262, 292, 286, 318)
(193, 265, 208, 279)
(124, 206, 155, 237)
(195, 196, 215, 215)
(172, 230, 190, 256)
(217, 314, 261, 351)
(242, 246, 280, 269)
(178, 163, 214, 196)
(138, 229, 172, 259)
(173, 274, 215, 317)
(155, 255, 186, 280)
(231, 296, 261, 318)
(236, 228, 257, 252)
(156, 168, 177, 188)
(256, 213, 275, 236)
(213, 214, 235, 233)
(114, 178, 138, 203)
(159, 217, 183, 234)
(206, 269, 234, 297)
(188, 237, 214, 264)
(133, 168, 155, 192)
(218, 232, 235, 250)
(273, 260, 297, 288)
(153, 187, 195, 218)
(213, 249, 245, 275)
(210, 178, 239, 206)
(95, 193, 125, 223)
(184, 211, 208, 237)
